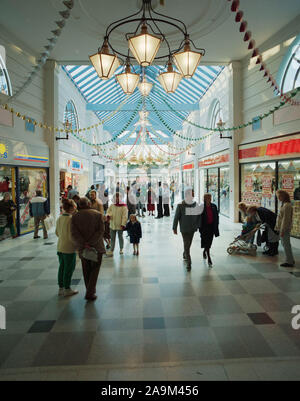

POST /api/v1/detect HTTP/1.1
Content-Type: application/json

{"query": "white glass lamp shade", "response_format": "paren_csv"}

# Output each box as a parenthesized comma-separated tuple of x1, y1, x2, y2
(158, 63, 182, 93)
(173, 41, 202, 78)
(116, 66, 140, 94)
(89, 45, 120, 80)
(128, 25, 161, 66)
(138, 77, 153, 96)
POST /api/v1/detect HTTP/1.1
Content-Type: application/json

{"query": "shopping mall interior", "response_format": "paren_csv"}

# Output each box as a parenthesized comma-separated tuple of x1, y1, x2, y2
(0, 0, 300, 383)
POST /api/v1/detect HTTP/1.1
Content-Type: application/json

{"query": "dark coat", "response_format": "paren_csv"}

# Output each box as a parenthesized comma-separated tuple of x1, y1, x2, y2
(71, 208, 105, 258)
(0, 199, 16, 225)
(200, 203, 219, 237)
(125, 221, 142, 244)
(256, 207, 277, 230)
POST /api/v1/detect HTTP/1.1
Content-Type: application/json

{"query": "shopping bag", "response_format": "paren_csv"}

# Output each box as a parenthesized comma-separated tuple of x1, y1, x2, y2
(44, 215, 54, 231)
(27, 217, 35, 230)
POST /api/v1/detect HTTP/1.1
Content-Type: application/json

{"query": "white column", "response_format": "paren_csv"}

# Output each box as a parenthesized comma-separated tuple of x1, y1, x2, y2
(43, 60, 60, 219)
(228, 61, 243, 222)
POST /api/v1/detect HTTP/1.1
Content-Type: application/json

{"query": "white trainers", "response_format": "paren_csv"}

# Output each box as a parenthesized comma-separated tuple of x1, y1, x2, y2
(63, 288, 79, 297)
(119, 249, 124, 255)
(58, 288, 64, 296)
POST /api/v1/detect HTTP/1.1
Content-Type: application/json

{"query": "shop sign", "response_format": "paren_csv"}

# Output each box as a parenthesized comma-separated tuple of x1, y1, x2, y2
(0, 142, 8, 160)
(182, 163, 194, 170)
(67, 159, 83, 172)
(239, 138, 300, 160)
(198, 153, 229, 167)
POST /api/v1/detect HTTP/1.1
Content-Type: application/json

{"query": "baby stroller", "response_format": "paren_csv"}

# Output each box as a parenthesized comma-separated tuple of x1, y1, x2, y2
(227, 223, 263, 256)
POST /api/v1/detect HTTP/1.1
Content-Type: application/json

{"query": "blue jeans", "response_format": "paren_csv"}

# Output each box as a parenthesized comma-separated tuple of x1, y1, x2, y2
(110, 229, 124, 252)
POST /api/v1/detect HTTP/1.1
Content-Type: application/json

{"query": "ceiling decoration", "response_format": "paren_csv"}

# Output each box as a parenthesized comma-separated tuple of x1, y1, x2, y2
(62, 63, 223, 137)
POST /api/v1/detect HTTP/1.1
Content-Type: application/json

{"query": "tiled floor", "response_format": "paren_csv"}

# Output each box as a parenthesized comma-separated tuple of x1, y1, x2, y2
(0, 213, 300, 380)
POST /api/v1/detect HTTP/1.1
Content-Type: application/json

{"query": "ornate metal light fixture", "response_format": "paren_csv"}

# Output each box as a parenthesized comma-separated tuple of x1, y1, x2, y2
(89, 0, 205, 93)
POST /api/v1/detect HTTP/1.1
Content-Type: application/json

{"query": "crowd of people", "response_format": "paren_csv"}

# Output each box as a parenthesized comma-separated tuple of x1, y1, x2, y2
(0, 178, 296, 301)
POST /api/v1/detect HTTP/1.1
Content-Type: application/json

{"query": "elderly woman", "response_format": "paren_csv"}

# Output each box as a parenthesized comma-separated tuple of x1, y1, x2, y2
(247, 205, 279, 256)
(71, 197, 105, 301)
(238, 202, 249, 221)
(200, 193, 219, 267)
(275, 190, 295, 267)
(0, 192, 17, 240)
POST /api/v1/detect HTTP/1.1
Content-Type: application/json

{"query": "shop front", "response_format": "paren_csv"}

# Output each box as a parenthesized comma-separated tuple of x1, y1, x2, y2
(59, 151, 89, 197)
(0, 137, 49, 237)
(93, 162, 105, 185)
(198, 151, 230, 217)
(239, 135, 300, 238)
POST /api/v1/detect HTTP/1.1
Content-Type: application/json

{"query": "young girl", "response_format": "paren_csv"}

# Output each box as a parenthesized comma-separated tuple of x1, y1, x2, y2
(55, 199, 78, 297)
(125, 214, 142, 255)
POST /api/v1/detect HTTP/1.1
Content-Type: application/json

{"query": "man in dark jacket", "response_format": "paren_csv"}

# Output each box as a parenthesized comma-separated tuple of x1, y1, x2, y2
(71, 197, 105, 301)
(29, 190, 50, 239)
(173, 188, 202, 271)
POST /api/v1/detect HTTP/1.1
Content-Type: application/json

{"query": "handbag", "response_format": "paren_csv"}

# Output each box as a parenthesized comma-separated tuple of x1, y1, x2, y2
(44, 215, 54, 231)
(82, 246, 98, 262)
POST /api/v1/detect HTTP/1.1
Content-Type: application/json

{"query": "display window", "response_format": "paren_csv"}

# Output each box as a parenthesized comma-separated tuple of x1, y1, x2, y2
(220, 167, 230, 217)
(278, 159, 300, 238)
(0, 166, 16, 237)
(207, 168, 218, 205)
(241, 162, 276, 212)
(19, 167, 48, 234)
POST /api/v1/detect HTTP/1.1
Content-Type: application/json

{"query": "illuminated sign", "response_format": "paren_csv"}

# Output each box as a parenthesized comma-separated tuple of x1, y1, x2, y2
(0, 143, 8, 159)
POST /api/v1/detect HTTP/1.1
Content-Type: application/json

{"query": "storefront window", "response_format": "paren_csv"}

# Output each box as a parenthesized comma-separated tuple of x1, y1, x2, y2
(207, 168, 218, 205)
(220, 167, 230, 217)
(0, 166, 16, 237)
(241, 162, 276, 212)
(278, 159, 300, 238)
(19, 168, 48, 234)
(0, 52, 12, 96)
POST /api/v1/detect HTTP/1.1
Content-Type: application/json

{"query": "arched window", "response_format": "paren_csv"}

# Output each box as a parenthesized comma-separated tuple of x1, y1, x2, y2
(277, 35, 300, 95)
(210, 99, 223, 128)
(0, 50, 12, 96)
(63, 100, 79, 131)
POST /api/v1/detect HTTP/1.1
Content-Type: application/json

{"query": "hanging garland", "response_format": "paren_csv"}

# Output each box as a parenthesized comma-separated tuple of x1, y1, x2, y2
(4, 0, 75, 104)
(148, 88, 300, 134)
(98, 130, 141, 162)
(227, 0, 300, 106)
(147, 130, 187, 156)
(2, 99, 143, 145)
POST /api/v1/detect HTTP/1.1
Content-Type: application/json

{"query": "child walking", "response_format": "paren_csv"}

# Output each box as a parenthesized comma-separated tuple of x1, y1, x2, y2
(125, 214, 142, 255)
(55, 199, 78, 297)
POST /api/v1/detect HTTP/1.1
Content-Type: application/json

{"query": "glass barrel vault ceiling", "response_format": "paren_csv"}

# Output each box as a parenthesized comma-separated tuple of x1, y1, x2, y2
(62, 64, 224, 140)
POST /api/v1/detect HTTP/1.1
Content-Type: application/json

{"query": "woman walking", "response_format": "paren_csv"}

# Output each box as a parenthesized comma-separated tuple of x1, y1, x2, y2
(106, 193, 128, 256)
(0, 192, 17, 240)
(55, 199, 78, 297)
(275, 190, 295, 267)
(200, 193, 219, 267)
(71, 197, 105, 301)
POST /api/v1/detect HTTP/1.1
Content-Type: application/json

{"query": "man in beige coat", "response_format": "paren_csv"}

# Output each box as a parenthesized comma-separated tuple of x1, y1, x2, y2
(71, 197, 105, 301)
(106, 192, 128, 256)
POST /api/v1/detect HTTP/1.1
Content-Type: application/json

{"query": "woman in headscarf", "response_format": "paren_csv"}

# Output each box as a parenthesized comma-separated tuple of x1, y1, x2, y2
(199, 193, 219, 267)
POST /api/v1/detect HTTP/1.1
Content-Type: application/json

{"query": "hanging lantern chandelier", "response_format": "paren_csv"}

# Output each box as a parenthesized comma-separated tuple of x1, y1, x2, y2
(158, 61, 182, 93)
(138, 67, 153, 96)
(116, 59, 140, 94)
(89, 0, 205, 94)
